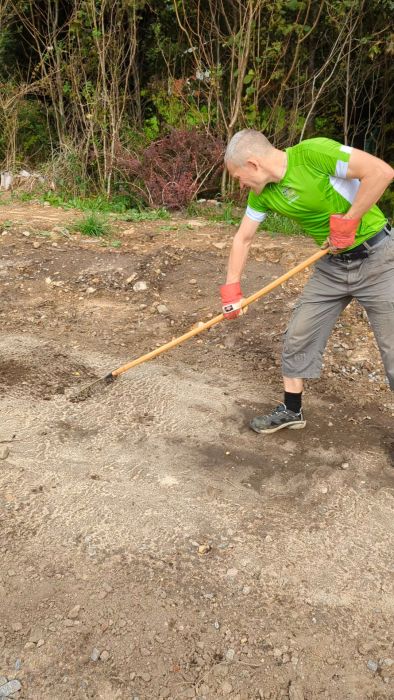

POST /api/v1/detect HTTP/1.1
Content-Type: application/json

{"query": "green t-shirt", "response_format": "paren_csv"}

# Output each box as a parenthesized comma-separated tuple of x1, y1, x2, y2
(246, 137, 387, 249)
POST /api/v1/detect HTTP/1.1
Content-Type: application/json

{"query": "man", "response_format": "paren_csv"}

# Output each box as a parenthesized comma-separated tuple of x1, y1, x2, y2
(220, 130, 394, 433)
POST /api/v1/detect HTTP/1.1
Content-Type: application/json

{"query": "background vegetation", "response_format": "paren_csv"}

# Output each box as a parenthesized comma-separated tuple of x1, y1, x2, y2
(0, 0, 393, 211)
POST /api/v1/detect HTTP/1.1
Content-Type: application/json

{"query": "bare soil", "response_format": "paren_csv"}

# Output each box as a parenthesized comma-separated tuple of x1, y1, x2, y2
(0, 200, 393, 700)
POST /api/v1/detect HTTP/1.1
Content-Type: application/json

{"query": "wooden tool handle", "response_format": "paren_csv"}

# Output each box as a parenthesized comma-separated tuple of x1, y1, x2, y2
(112, 247, 328, 377)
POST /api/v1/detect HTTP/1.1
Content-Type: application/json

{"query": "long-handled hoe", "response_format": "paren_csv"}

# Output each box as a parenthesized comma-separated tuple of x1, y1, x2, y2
(72, 247, 328, 402)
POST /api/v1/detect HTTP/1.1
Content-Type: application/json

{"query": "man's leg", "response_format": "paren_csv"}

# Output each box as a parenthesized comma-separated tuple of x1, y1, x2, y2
(284, 378, 304, 392)
(250, 255, 351, 434)
(361, 302, 394, 390)
(354, 232, 394, 390)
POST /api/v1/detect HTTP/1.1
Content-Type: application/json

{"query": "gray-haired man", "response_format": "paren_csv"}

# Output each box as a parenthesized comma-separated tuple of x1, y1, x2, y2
(220, 130, 394, 433)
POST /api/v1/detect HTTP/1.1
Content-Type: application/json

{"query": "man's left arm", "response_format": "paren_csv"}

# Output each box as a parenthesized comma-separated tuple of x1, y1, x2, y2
(343, 149, 393, 220)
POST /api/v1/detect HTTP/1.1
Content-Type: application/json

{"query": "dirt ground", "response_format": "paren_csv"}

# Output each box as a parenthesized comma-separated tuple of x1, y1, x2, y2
(0, 200, 393, 700)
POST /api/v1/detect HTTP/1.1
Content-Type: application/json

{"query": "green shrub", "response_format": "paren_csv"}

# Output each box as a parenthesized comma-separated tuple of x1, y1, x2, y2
(74, 212, 111, 237)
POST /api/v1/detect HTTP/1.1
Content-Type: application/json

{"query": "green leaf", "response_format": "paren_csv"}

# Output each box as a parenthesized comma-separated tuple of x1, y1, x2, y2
(243, 70, 255, 85)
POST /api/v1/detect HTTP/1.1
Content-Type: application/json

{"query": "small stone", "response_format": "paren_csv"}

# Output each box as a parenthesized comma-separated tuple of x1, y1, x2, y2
(381, 658, 394, 667)
(157, 304, 169, 315)
(64, 619, 74, 627)
(213, 664, 228, 678)
(341, 462, 349, 470)
(242, 586, 251, 595)
(29, 628, 44, 644)
(22, 231, 30, 237)
(198, 544, 211, 555)
(140, 673, 151, 682)
(133, 280, 148, 292)
(187, 220, 207, 228)
(367, 660, 378, 672)
(221, 681, 233, 695)
(90, 648, 100, 662)
(226, 568, 238, 577)
(358, 642, 375, 655)
(36, 639, 45, 647)
(189, 279, 197, 285)
(86, 287, 96, 294)
(0, 447, 9, 460)
(68, 605, 81, 619)
(225, 649, 235, 662)
(212, 242, 227, 250)
(33, 242, 41, 249)
(288, 681, 304, 700)
(0, 680, 22, 697)
(100, 650, 110, 661)
(126, 274, 137, 284)
(14, 660, 22, 672)
(11, 623, 22, 632)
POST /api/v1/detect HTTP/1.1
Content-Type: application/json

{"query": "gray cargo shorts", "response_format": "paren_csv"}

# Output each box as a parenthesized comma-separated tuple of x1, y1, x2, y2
(282, 229, 394, 389)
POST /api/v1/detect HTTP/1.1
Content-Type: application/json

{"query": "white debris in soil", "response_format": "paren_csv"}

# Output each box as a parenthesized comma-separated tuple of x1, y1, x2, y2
(0, 679, 22, 697)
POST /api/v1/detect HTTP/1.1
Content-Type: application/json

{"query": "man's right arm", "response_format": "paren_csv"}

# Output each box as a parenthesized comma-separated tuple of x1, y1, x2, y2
(220, 214, 260, 319)
(225, 214, 260, 284)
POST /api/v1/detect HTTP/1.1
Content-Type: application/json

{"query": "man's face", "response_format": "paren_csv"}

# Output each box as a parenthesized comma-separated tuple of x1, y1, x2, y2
(226, 159, 267, 194)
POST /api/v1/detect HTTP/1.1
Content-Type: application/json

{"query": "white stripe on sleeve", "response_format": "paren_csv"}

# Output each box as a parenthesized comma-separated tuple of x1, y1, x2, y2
(245, 206, 267, 223)
(335, 160, 349, 178)
(329, 175, 360, 203)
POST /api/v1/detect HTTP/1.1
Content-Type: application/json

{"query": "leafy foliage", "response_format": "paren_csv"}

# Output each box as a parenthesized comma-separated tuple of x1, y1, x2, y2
(114, 129, 224, 209)
(0, 0, 392, 202)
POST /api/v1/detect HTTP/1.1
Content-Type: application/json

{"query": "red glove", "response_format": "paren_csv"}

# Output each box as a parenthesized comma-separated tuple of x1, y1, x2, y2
(329, 215, 359, 250)
(220, 282, 245, 319)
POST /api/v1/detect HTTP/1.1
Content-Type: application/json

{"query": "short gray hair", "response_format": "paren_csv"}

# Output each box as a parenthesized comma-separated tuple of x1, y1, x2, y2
(225, 129, 273, 166)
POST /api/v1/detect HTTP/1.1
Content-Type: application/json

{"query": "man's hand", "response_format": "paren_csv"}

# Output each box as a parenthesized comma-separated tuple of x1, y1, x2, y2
(220, 282, 247, 319)
(329, 214, 359, 251)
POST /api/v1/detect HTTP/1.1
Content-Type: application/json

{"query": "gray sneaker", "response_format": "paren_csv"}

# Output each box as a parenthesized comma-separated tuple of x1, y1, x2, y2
(250, 403, 306, 434)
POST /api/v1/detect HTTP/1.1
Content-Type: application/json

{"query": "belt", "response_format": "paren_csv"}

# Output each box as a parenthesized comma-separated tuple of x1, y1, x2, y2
(332, 222, 391, 261)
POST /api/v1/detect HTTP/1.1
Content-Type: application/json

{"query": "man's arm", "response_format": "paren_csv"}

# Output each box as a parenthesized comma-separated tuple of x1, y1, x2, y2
(344, 149, 393, 220)
(225, 214, 260, 283)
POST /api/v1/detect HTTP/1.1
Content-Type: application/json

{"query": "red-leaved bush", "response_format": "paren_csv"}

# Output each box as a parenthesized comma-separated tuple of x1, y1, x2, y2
(115, 129, 224, 209)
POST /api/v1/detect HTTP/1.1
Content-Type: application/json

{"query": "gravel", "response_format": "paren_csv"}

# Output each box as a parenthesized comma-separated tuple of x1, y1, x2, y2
(90, 648, 100, 662)
(367, 659, 378, 672)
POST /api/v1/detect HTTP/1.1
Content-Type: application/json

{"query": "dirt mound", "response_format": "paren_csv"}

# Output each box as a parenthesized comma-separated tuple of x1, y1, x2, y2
(0, 348, 97, 399)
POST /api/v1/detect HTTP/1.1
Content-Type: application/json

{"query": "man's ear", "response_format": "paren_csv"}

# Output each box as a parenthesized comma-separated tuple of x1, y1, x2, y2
(245, 158, 259, 171)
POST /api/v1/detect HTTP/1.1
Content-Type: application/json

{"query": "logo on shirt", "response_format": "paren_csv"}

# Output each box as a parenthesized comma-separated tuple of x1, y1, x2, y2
(281, 186, 299, 203)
